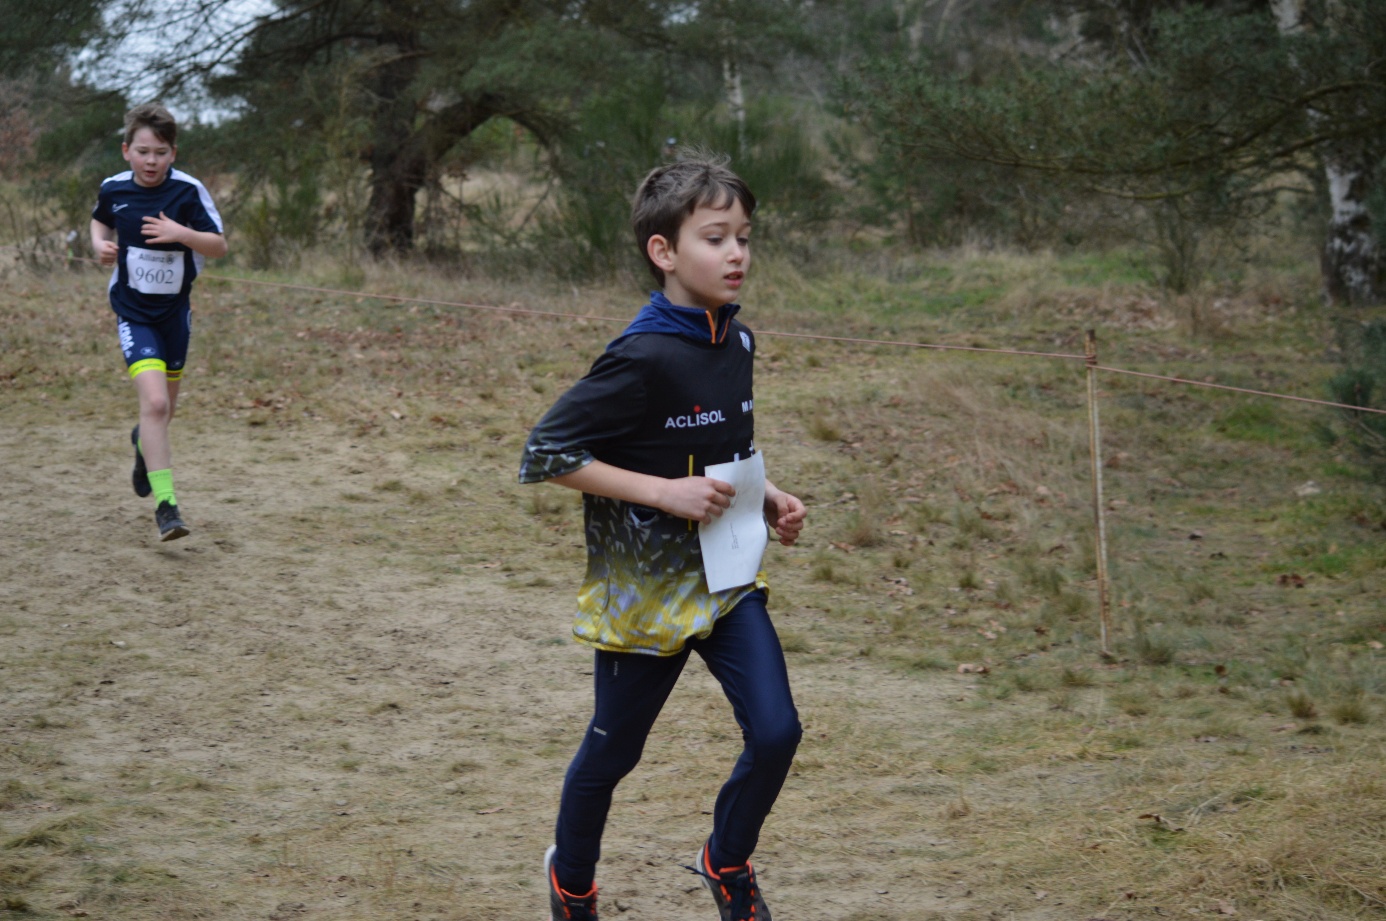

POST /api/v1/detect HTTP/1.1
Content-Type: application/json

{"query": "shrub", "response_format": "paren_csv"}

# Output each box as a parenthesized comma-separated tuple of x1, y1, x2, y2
(1325, 319, 1386, 481)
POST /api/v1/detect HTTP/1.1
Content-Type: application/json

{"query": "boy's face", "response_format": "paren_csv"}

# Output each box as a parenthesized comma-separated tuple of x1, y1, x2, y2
(122, 127, 176, 188)
(651, 199, 751, 311)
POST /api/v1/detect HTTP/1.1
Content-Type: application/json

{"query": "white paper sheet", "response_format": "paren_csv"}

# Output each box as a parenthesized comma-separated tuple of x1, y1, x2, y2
(698, 452, 768, 593)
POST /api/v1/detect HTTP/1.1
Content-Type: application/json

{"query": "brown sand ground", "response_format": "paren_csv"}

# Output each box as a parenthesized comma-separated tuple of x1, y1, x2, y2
(2, 410, 1023, 920)
(10, 267, 1381, 921)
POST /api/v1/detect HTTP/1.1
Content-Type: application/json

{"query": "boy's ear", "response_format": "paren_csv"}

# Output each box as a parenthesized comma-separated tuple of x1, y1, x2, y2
(646, 234, 676, 273)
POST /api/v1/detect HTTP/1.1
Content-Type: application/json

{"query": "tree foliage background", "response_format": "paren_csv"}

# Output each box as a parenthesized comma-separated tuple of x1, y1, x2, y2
(2, 0, 1382, 305)
(3, 0, 1385, 472)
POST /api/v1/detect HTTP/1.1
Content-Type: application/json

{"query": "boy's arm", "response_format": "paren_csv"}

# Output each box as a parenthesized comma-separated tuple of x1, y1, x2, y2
(551, 459, 736, 524)
(140, 212, 228, 259)
(89, 218, 118, 267)
(764, 479, 806, 547)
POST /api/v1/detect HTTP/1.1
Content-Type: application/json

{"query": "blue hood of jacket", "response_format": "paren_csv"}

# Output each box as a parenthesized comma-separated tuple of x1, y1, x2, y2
(611, 291, 741, 347)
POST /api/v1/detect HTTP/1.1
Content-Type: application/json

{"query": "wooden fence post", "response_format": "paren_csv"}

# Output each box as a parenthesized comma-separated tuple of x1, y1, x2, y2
(1085, 329, 1114, 657)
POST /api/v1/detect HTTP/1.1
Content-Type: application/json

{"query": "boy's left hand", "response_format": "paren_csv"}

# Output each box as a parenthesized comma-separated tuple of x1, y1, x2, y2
(764, 483, 806, 547)
(141, 212, 188, 245)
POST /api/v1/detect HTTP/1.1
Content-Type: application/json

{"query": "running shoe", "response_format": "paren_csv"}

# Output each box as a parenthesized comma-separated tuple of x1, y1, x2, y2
(689, 842, 771, 921)
(130, 425, 151, 497)
(155, 500, 189, 542)
(545, 845, 598, 921)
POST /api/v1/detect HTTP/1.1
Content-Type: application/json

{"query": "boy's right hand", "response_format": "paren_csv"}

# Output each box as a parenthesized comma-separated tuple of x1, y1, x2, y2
(95, 240, 119, 267)
(546, 461, 734, 524)
(660, 476, 735, 524)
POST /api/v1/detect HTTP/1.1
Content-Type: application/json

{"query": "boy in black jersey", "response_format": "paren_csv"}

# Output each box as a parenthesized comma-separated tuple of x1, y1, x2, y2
(90, 103, 227, 541)
(521, 154, 806, 921)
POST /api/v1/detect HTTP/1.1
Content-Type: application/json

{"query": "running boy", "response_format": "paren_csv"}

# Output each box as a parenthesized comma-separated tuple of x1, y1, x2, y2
(520, 153, 805, 921)
(90, 102, 227, 541)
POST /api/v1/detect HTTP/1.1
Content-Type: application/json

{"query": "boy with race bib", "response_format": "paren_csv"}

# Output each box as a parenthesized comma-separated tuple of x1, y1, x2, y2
(90, 102, 227, 541)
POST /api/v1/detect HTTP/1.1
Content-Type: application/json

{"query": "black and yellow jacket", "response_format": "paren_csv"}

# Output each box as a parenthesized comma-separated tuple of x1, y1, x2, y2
(519, 292, 767, 655)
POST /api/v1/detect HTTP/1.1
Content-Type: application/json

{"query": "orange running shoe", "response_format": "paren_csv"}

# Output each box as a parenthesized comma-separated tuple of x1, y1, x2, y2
(545, 845, 598, 920)
(690, 841, 771, 921)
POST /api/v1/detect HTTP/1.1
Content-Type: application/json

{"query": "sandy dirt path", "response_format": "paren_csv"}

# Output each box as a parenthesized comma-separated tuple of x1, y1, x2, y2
(2, 413, 1016, 921)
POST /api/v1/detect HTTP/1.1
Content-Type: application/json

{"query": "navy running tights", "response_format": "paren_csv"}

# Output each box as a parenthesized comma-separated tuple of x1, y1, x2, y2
(551, 590, 802, 892)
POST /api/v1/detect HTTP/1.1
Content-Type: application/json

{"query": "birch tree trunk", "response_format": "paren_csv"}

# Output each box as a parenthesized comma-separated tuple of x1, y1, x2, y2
(723, 55, 747, 155)
(893, 0, 925, 51)
(713, 0, 745, 156)
(1271, 0, 1382, 306)
(1318, 146, 1381, 308)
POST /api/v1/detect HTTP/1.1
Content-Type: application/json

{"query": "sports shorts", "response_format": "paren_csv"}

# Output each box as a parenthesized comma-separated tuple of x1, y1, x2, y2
(117, 307, 192, 381)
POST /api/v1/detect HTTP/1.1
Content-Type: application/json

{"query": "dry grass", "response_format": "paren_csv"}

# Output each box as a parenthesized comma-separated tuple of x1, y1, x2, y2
(2, 245, 1384, 919)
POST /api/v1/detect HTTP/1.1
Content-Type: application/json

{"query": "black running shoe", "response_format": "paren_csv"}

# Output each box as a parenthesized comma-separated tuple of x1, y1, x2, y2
(130, 425, 151, 497)
(690, 842, 771, 921)
(545, 845, 598, 920)
(155, 500, 189, 542)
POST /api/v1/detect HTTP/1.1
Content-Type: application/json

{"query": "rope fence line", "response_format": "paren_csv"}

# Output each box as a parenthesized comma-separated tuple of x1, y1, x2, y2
(6, 248, 1093, 361)
(6, 246, 1384, 414)
(745, 327, 1087, 362)
(8, 245, 1385, 657)
(147, 265, 1386, 415)
(206, 272, 640, 327)
(1095, 364, 1386, 415)
(212, 273, 1093, 362)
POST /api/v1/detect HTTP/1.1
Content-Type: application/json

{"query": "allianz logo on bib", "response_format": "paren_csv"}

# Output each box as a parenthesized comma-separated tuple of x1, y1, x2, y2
(135, 250, 178, 265)
(664, 405, 727, 430)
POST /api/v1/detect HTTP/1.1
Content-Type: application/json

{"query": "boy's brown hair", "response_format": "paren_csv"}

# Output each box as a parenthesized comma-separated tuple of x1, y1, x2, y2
(631, 150, 756, 286)
(123, 102, 178, 147)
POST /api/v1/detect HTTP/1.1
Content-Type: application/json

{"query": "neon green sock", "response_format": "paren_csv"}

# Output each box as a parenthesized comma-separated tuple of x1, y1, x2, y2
(147, 469, 177, 507)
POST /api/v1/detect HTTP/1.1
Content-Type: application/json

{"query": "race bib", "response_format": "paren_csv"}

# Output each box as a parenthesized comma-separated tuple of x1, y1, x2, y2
(126, 246, 184, 296)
